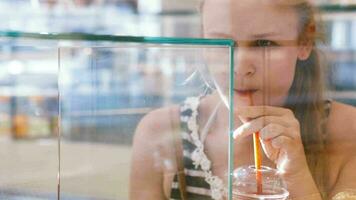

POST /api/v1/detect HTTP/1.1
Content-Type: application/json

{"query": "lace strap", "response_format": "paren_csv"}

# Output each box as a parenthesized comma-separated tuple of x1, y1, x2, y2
(171, 107, 188, 200)
(333, 191, 356, 200)
(182, 97, 225, 200)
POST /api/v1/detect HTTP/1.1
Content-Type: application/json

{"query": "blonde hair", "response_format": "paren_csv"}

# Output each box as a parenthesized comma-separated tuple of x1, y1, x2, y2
(285, 2, 328, 198)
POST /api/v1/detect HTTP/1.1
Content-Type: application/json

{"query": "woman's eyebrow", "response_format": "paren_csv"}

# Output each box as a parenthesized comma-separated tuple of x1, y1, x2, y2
(206, 32, 297, 45)
(251, 32, 279, 39)
(207, 32, 283, 40)
(206, 32, 233, 39)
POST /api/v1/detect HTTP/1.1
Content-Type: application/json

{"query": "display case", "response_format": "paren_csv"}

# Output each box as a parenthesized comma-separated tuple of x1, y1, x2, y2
(0, 33, 236, 199)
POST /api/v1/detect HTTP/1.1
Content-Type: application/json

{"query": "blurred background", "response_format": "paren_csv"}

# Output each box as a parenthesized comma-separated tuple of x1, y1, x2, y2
(0, 0, 355, 199)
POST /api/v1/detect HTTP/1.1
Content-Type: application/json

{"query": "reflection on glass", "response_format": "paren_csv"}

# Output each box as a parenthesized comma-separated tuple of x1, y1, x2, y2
(59, 42, 233, 200)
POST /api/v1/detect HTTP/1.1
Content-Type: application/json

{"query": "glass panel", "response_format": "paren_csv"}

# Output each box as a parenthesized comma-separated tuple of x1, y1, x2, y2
(0, 39, 58, 199)
(223, 3, 356, 200)
(59, 41, 233, 199)
(1, 0, 355, 199)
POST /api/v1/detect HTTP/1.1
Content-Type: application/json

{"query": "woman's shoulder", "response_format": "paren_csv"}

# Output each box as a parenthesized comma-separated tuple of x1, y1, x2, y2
(130, 105, 182, 199)
(326, 101, 356, 151)
(325, 101, 356, 195)
(327, 101, 356, 138)
(133, 105, 181, 143)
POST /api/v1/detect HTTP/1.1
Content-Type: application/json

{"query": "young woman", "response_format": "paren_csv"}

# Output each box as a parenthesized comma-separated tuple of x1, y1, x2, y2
(130, 0, 356, 199)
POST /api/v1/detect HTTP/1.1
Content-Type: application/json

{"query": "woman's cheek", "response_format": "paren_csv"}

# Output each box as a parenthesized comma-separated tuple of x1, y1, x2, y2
(209, 70, 229, 88)
(269, 75, 295, 106)
(264, 51, 297, 106)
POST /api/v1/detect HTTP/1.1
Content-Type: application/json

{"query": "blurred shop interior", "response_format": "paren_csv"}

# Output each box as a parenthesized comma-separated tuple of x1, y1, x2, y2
(0, 0, 355, 199)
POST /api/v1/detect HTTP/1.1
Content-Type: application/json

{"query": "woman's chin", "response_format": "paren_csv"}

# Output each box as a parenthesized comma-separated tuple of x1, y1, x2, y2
(234, 95, 281, 106)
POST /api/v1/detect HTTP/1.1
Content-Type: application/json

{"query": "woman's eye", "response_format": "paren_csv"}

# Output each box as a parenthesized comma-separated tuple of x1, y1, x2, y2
(255, 40, 276, 47)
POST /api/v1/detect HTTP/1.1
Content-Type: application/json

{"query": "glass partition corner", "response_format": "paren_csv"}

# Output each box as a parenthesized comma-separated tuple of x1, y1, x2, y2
(58, 37, 235, 200)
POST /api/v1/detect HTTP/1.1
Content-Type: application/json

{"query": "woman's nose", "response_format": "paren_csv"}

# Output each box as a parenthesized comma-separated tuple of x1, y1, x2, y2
(234, 47, 257, 77)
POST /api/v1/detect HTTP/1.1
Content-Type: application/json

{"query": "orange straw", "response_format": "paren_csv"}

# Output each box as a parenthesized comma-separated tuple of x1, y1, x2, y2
(248, 93, 263, 194)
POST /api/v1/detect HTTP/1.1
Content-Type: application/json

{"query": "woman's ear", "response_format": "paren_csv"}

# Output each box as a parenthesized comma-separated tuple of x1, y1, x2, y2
(297, 44, 312, 60)
(297, 24, 315, 60)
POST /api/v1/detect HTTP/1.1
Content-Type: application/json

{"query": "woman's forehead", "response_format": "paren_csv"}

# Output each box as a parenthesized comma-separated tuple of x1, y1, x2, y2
(202, 0, 300, 40)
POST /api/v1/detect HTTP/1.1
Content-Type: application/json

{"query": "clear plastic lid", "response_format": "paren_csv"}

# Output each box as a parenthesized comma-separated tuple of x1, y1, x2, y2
(232, 165, 289, 200)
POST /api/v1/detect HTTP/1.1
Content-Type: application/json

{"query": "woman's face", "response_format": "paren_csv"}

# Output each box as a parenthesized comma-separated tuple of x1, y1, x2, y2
(203, 0, 310, 106)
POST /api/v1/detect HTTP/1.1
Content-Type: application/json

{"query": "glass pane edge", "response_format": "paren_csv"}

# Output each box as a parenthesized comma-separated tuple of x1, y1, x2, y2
(0, 31, 235, 46)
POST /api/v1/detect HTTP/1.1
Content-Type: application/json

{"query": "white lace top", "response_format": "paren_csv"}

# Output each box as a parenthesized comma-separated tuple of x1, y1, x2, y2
(170, 97, 225, 200)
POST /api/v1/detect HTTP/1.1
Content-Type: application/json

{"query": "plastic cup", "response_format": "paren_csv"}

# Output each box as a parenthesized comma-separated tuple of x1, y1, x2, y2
(232, 165, 289, 200)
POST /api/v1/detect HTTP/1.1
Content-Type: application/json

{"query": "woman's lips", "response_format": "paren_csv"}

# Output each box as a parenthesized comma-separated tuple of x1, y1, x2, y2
(235, 89, 258, 97)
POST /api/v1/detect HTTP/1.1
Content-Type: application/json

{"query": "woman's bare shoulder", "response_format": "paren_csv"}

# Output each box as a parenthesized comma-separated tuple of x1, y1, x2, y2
(326, 101, 356, 145)
(130, 105, 181, 199)
(326, 102, 356, 196)
(133, 105, 180, 146)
